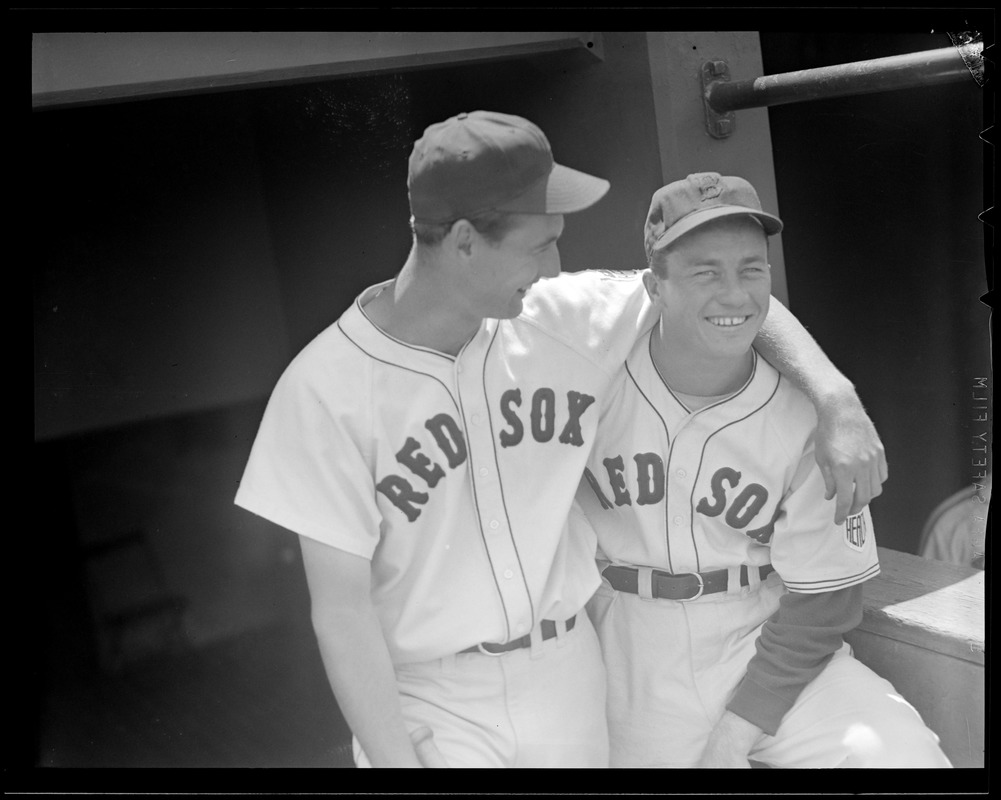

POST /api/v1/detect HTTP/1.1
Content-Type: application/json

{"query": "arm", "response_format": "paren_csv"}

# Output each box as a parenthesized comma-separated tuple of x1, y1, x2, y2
(299, 535, 424, 768)
(756, 297, 887, 524)
(728, 587, 861, 732)
(698, 586, 863, 768)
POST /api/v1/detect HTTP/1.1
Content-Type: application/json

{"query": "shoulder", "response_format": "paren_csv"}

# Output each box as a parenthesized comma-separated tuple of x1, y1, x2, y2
(755, 356, 815, 418)
(754, 354, 819, 452)
(273, 312, 371, 408)
(517, 269, 655, 366)
(523, 269, 647, 316)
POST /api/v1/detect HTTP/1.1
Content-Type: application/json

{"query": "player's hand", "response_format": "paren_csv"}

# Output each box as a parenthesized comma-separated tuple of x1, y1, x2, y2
(410, 726, 450, 767)
(697, 711, 761, 768)
(814, 391, 888, 524)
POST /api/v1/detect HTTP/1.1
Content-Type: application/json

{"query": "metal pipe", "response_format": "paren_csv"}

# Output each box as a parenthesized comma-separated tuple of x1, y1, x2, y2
(706, 44, 982, 114)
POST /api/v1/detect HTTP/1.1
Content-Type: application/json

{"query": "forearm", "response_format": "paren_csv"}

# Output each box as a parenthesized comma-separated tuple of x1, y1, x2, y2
(756, 297, 855, 406)
(757, 297, 887, 521)
(727, 586, 863, 735)
(312, 606, 422, 767)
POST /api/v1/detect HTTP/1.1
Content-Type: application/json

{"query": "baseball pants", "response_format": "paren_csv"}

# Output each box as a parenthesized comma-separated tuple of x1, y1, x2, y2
(588, 577, 952, 768)
(353, 611, 609, 768)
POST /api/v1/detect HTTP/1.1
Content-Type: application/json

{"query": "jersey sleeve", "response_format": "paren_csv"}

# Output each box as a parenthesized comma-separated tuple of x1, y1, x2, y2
(769, 433, 880, 593)
(723, 411, 879, 733)
(234, 351, 383, 560)
(520, 269, 656, 371)
(726, 585, 863, 735)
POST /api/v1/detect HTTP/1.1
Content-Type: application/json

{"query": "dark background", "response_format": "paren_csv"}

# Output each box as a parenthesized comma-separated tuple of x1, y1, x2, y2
(24, 21, 990, 784)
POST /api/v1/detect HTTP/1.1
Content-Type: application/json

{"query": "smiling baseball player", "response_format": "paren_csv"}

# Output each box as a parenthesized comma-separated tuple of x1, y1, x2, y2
(576, 173, 951, 768)
(235, 112, 892, 768)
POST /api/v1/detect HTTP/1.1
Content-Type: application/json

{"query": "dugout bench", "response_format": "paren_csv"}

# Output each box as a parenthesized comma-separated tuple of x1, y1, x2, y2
(846, 547, 985, 768)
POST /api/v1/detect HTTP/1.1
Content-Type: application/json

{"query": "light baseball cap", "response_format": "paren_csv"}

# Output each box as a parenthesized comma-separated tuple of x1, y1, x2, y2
(408, 110, 611, 224)
(644, 172, 783, 259)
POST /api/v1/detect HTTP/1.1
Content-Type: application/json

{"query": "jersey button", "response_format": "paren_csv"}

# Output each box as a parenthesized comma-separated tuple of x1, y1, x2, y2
(489, 520, 500, 530)
(478, 467, 489, 477)
(673, 515, 684, 525)
(503, 569, 514, 579)
(471, 413, 482, 426)
(676, 468, 687, 478)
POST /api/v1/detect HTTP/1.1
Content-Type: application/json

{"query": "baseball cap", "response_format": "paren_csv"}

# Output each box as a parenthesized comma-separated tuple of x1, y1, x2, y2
(644, 172, 783, 259)
(408, 110, 611, 224)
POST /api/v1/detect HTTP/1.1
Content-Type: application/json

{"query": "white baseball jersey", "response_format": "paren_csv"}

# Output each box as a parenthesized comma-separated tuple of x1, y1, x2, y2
(578, 333, 879, 588)
(572, 331, 922, 769)
(235, 269, 654, 665)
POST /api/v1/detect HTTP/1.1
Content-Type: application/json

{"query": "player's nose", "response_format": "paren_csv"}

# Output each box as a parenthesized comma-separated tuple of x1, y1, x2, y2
(541, 249, 562, 279)
(716, 271, 749, 305)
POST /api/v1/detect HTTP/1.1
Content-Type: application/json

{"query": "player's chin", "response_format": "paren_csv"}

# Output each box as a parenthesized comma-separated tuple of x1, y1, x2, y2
(703, 321, 757, 352)
(502, 290, 528, 317)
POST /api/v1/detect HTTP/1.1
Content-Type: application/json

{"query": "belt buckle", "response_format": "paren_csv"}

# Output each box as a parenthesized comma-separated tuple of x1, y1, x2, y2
(675, 571, 705, 602)
(476, 641, 507, 657)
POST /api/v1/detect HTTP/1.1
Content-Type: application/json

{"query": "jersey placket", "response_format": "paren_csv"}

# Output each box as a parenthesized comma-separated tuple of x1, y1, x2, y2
(455, 323, 533, 643)
(663, 411, 703, 574)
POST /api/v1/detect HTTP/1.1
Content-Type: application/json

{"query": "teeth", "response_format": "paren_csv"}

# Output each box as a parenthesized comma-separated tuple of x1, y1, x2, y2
(708, 316, 749, 327)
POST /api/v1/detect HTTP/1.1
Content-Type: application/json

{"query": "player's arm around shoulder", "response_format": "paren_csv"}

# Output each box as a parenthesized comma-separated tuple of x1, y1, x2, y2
(768, 396, 881, 591)
(521, 269, 655, 365)
(755, 301, 887, 524)
(299, 536, 423, 767)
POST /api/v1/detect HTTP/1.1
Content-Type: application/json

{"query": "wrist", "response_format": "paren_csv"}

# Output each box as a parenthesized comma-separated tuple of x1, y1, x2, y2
(717, 710, 764, 748)
(818, 375, 857, 403)
(814, 380, 861, 418)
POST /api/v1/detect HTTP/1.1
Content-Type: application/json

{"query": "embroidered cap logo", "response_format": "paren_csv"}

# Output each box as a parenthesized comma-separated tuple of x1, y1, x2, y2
(696, 174, 724, 202)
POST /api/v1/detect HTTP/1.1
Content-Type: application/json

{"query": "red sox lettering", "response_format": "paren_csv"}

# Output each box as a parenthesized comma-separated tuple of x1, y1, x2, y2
(499, 389, 595, 447)
(375, 413, 467, 522)
(376, 387, 596, 521)
(585, 461, 783, 544)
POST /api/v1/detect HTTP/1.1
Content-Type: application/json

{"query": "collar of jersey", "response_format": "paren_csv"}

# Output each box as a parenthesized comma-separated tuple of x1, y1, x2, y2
(339, 280, 498, 367)
(629, 337, 779, 421)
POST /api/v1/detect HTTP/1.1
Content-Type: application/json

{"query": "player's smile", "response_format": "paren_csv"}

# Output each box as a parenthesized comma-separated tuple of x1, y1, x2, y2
(706, 314, 753, 328)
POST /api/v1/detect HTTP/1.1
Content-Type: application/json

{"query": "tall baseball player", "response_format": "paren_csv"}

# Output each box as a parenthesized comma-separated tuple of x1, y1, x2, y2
(576, 173, 952, 768)
(234, 113, 891, 768)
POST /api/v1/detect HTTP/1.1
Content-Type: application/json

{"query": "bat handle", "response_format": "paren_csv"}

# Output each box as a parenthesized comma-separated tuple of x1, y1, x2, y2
(410, 726, 449, 768)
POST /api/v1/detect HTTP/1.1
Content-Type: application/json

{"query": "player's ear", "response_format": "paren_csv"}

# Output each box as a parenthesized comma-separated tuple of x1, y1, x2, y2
(450, 219, 476, 258)
(642, 269, 662, 302)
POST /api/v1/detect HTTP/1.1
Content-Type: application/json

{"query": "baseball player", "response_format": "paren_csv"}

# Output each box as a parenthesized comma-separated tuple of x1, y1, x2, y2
(576, 173, 952, 768)
(234, 113, 890, 768)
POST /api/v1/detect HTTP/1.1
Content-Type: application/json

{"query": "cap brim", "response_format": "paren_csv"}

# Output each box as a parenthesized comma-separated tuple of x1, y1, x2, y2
(651, 206, 784, 254)
(495, 162, 610, 216)
(545, 162, 611, 213)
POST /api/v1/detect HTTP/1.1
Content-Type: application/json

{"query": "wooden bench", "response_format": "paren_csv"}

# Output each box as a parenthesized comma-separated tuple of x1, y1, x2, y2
(845, 547, 985, 768)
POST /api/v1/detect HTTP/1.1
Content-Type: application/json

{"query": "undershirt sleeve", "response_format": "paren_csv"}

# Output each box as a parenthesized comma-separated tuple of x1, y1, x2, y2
(725, 584, 863, 736)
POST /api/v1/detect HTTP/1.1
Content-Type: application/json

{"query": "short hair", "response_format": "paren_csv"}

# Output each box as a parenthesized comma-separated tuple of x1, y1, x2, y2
(411, 210, 520, 248)
(648, 215, 769, 279)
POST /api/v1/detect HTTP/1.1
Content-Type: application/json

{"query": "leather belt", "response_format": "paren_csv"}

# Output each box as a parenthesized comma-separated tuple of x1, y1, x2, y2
(602, 564, 775, 601)
(459, 615, 577, 656)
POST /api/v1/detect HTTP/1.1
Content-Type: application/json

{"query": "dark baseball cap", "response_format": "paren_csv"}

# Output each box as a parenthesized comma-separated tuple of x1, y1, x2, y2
(644, 172, 783, 259)
(408, 110, 611, 224)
